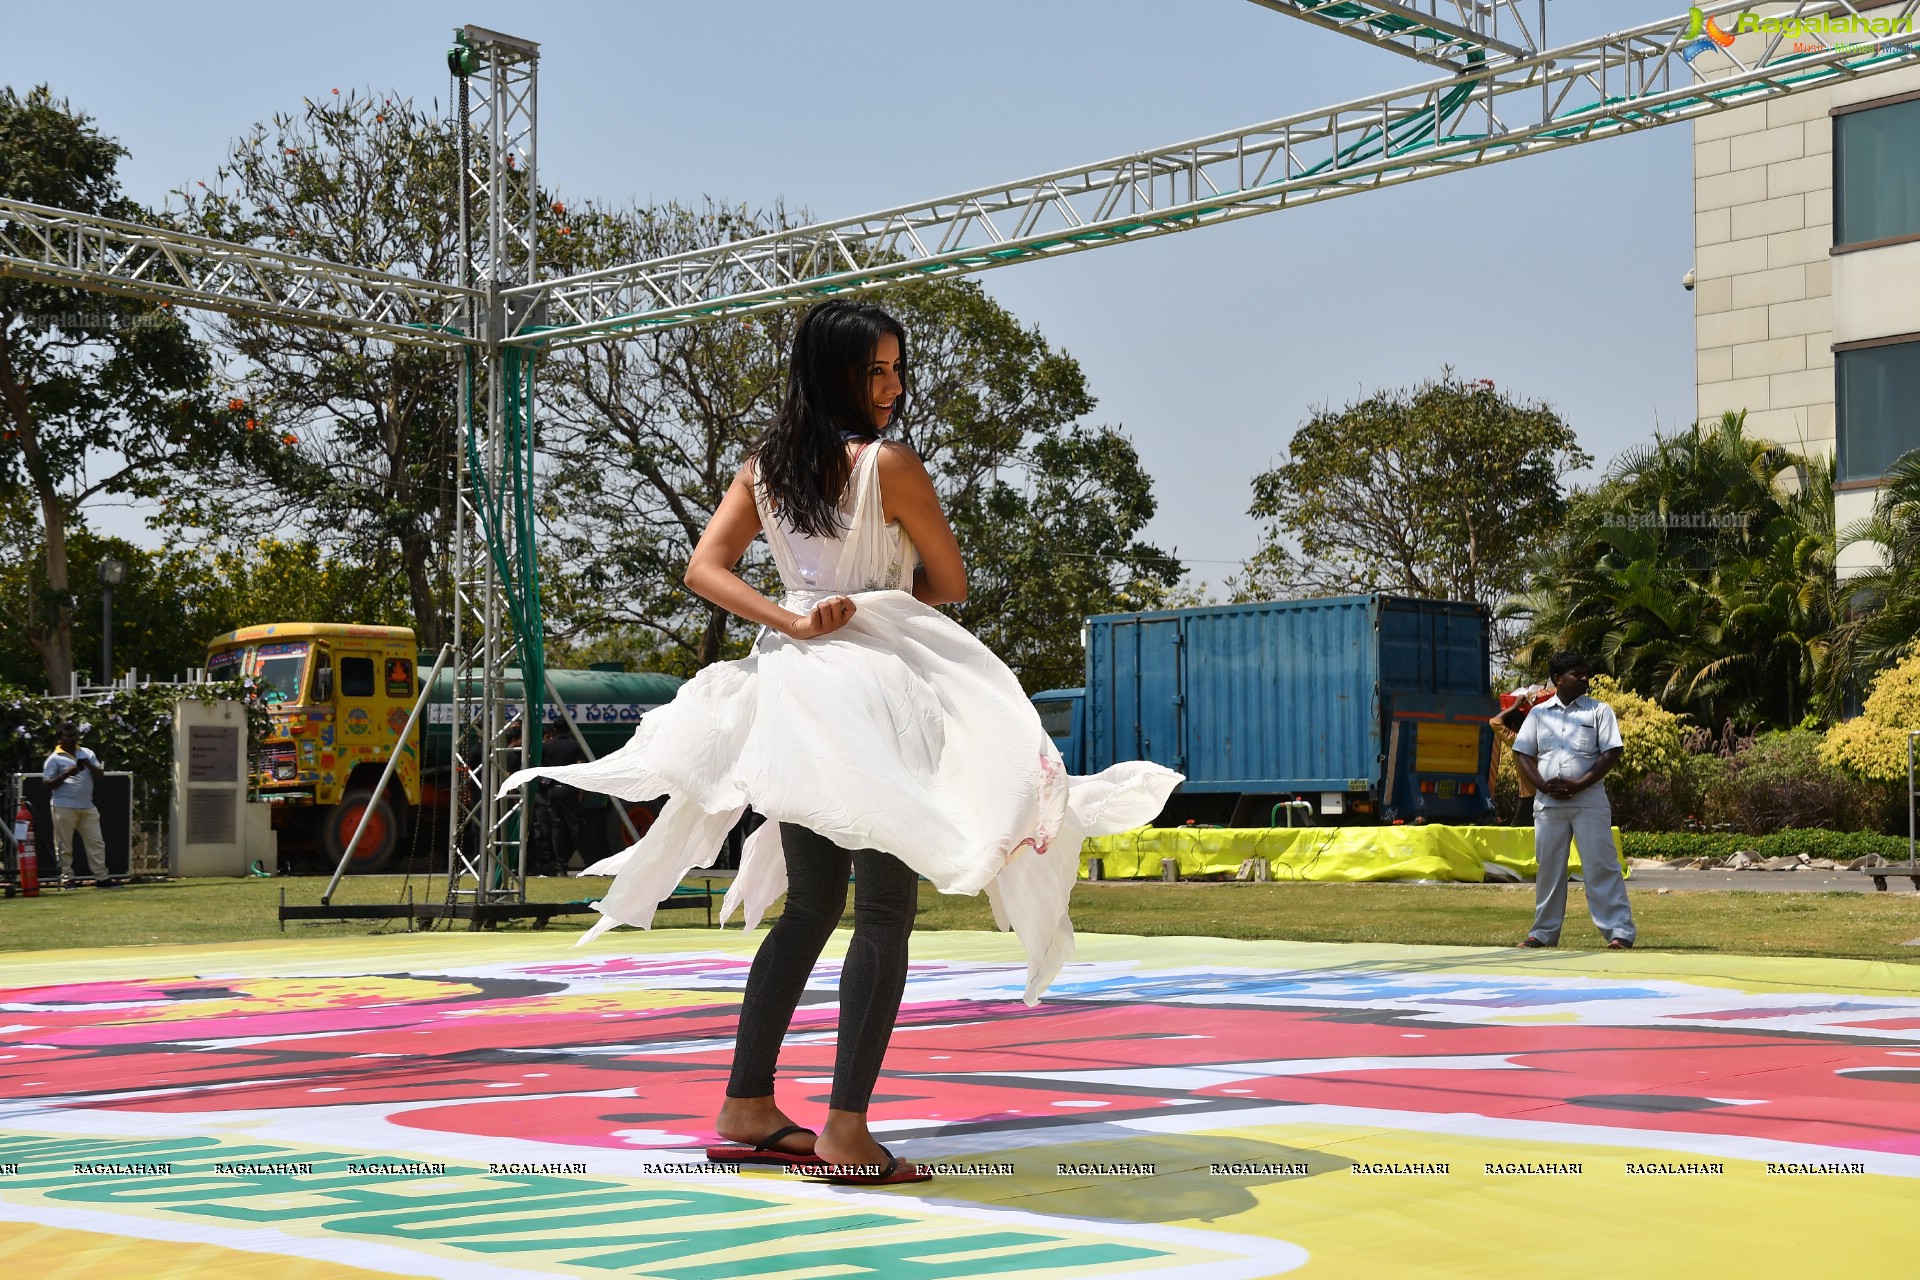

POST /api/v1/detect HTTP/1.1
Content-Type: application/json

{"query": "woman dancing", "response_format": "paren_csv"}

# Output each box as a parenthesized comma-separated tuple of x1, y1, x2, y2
(502, 299, 1180, 1185)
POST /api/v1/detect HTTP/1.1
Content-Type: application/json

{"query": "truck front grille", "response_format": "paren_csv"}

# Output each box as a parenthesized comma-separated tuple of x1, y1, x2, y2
(260, 744, 297, 782)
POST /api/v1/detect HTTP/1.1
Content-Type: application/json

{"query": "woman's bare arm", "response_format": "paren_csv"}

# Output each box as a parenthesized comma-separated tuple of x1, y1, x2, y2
(877, 442, 967, 606)
(683, 464, 855, 640)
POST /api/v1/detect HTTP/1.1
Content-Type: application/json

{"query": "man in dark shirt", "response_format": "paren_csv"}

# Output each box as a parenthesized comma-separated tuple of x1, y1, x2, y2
(532, 722, 589, 875)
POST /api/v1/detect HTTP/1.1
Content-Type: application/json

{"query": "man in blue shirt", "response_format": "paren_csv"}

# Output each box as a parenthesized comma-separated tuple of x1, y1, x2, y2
(1509, 652, 1636, 950)
(43, 722, 106, 885)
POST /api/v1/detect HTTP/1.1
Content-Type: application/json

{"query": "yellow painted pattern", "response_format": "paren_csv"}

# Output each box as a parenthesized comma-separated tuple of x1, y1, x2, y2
(0, 1221, 398, 1279)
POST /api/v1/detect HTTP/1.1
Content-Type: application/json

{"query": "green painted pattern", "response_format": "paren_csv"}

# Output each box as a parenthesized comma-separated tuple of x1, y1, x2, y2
(0, 1134, 1171, 1277)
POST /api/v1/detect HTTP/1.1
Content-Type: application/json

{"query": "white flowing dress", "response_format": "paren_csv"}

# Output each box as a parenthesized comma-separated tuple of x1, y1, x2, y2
(499, 442, 1182, 1003)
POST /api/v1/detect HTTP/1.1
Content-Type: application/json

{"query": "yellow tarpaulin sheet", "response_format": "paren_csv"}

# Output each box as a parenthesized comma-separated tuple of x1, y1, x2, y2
(1080, 823, 1626, 882)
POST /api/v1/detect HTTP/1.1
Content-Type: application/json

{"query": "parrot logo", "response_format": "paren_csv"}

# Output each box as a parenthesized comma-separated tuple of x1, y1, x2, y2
(1682, 8, 1739, 62)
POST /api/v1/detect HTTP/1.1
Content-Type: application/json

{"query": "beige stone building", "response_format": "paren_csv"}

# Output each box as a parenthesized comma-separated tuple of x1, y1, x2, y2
(1693, 23, 1920, 575)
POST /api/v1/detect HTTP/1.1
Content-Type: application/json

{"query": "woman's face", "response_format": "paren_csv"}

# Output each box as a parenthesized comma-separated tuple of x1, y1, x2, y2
(866, 332, 902, 430)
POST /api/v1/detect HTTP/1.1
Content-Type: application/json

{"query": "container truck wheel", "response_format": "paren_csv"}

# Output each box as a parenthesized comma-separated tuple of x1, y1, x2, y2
(323, 791, 401, 873)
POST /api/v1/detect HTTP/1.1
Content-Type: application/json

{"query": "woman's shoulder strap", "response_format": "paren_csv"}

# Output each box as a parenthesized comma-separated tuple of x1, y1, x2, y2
(843, 437, 890, 529)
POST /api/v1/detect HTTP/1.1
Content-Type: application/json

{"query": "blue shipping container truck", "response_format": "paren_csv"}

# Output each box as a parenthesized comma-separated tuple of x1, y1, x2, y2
(1033, 595, 1496, 826)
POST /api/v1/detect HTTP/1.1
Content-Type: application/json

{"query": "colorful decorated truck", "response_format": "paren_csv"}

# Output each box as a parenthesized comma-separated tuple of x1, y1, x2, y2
(204, 623, 682, 871)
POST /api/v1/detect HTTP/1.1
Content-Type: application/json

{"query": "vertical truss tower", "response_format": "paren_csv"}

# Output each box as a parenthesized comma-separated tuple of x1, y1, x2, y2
(447, 26, 544, 910)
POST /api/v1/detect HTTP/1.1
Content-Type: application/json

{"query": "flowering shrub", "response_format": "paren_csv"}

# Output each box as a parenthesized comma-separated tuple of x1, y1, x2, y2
(1586, 676, 1689, 784)
(0, 682, 269, 823)
(1822, 650, 1920, 784)
(1496, 678, 1900, 833)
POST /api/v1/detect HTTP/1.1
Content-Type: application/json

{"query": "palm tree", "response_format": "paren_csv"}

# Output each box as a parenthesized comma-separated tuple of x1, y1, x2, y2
(1817, 448, 1920, 712)
(1506, 412, 1833, 728)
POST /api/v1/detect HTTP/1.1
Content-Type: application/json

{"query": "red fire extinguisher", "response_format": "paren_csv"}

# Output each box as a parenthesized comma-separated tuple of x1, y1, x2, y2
(13, 800, 39, 898)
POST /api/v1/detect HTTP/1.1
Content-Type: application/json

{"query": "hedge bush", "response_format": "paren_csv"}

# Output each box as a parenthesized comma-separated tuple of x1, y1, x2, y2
(1608, 753, 1728, 833)
(1618, 831, 1746, 860)
(1467, 677, 1901, 836)
(1602, 727, 1893, 835)
(1618, 828, 1913, 861)
(0, 682, 268, 824)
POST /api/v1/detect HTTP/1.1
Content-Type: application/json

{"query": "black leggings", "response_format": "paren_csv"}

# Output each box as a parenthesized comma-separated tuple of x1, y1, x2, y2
(726, 823, 918, 1113)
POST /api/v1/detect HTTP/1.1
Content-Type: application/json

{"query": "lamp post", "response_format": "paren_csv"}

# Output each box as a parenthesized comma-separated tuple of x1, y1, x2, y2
(97, 556, 126, 687)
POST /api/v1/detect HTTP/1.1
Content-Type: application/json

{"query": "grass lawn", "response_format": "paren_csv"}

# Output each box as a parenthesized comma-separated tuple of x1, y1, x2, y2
(2, 873, 1918, 963)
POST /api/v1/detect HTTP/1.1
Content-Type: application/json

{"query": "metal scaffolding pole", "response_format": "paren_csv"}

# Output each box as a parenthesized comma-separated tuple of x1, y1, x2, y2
(446, 25, 544, 917)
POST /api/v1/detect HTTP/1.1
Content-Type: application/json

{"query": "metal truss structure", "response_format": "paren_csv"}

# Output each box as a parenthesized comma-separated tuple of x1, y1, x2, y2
(506, 0, 1920, 349)
(445, 26, 547, 918)
(2, 2, 1917, 907)
(1244, 0, 1543, 66)
(0, 197, 470, 348)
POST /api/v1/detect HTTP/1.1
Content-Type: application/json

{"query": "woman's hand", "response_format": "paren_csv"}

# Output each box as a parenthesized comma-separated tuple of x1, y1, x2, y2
(783, 595, 857, 639)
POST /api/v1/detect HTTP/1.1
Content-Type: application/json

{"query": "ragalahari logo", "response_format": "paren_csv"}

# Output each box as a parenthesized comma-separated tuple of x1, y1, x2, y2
(1682, 7, 1738, 62)
(1683, 6, 1915, 62)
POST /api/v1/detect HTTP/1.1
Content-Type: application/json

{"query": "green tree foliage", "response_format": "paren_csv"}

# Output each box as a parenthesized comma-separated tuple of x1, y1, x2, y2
(167, 91, 467, 648)
(0, 520, 215, 688)
(186, 537, 411, 635)
(1240, 374, 1589, 627)
(0, 86, 262, 692)
(537, 201, 794, 674)
(889, 279, 1178, 693)
(0, 525, 407, 689)
(1508, 412, 1834, 728)
(1819, 448, 1920, 708)
(539, 202, 1177, 688)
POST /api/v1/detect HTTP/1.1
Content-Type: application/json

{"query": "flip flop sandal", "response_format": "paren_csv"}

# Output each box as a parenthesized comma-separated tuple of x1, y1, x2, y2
(794, 1146, 931, 1186)
(705, 1124, 822, 1167)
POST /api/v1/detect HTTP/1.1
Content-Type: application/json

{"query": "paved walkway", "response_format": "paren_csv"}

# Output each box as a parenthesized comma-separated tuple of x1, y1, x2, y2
(1625, 866, 1920, 894)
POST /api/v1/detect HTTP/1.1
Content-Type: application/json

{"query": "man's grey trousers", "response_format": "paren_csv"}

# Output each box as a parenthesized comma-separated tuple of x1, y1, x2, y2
(1529, 794, 1634, 946)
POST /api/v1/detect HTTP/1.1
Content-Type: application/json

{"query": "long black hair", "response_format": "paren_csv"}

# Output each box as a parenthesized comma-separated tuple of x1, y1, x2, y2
(750, 299, 907, 538)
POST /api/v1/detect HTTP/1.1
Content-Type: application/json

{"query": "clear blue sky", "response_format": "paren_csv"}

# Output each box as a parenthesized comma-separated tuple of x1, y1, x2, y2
(4, 0, 1696, 583)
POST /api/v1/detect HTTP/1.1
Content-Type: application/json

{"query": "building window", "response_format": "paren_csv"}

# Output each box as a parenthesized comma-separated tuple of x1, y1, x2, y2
(1835, 94, 1920, 249)
(1836, 338, 1920, 481)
